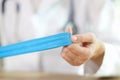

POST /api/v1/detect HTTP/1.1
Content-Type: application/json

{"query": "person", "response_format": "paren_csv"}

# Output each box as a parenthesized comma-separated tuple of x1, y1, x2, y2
(0, 0, 120, 76)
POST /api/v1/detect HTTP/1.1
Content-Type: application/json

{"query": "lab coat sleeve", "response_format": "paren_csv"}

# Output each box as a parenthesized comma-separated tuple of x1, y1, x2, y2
(84, 43, 120, 76)
(96, 43, 120, 76)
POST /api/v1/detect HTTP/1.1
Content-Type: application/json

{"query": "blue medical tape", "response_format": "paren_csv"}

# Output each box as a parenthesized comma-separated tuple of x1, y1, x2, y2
(0, 33, 73, 58)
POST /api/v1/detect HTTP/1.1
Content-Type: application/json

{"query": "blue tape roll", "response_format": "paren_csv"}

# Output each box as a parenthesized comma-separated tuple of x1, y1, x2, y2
(0, 33, 73, 58)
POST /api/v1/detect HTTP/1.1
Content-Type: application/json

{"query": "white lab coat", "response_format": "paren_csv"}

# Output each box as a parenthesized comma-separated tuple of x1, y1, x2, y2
(0, 0, 120, 76)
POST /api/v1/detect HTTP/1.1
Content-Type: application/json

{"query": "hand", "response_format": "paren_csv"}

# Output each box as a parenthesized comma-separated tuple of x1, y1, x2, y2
(61, 27, 105, 66)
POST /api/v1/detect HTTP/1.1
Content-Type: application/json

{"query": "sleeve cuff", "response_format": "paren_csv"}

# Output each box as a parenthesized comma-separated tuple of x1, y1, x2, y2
(96, 43, 120, 76)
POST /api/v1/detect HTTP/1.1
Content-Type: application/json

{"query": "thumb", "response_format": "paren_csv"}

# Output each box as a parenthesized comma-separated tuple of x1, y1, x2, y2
(65, 26, 73, 34)
(71, 33, 95, 43)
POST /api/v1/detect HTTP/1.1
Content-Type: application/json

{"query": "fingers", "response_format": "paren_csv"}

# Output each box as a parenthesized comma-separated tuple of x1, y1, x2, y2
(62, 48, 76, 61)
(61, 47, 77, 66)
(71, 33, 96, 43)
(67, 44, 90, 57)
(61, 45, 91, 66)
(61, 49, 88, 66)
(65, 26, 73, 34)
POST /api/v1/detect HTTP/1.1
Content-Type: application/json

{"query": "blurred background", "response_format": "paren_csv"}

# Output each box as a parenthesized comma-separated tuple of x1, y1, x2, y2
(0, 0, 120, 77)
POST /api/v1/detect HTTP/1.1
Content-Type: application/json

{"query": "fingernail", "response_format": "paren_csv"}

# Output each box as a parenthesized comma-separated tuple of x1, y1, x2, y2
(72, 36, 77, 41)
(65, 26, 72, 34)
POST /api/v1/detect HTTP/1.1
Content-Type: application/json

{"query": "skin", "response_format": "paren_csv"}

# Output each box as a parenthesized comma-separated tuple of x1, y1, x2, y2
(61, 27, 105, 69)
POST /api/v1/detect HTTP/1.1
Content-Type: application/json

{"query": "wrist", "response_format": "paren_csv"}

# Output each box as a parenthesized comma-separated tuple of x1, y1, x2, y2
(91, 40, 105, 66)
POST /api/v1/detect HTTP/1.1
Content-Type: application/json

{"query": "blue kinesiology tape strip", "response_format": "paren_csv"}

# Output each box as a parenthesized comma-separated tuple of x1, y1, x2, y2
(0, 33, 73, 58)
